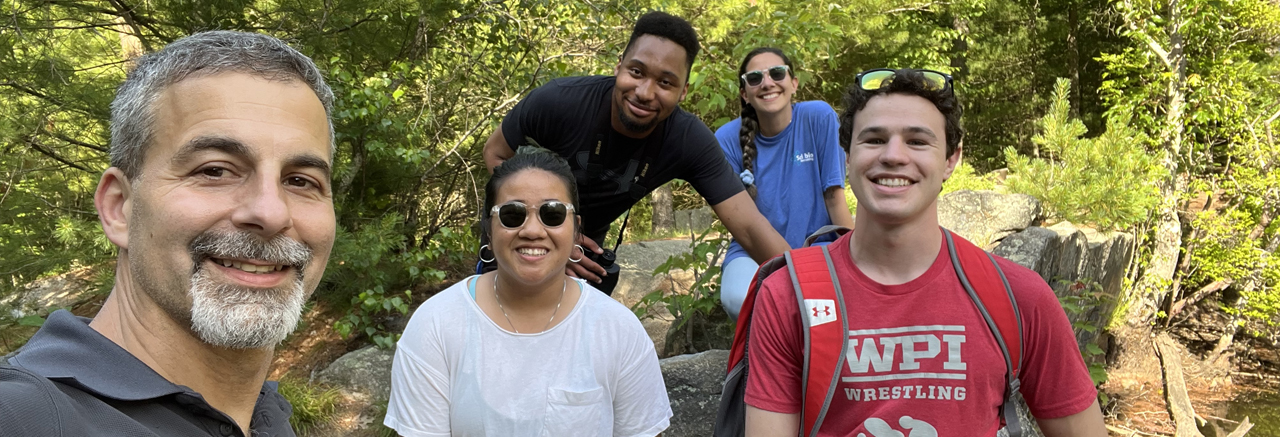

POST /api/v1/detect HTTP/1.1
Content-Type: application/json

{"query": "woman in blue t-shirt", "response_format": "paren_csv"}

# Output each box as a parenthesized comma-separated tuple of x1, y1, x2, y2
(716, 47, 855, 320)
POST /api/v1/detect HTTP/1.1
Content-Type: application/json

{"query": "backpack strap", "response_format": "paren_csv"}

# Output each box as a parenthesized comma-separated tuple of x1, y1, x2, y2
(803, 225, 851, 247)
(786, 245, 848, 437)
(943, 229, 1025, 437)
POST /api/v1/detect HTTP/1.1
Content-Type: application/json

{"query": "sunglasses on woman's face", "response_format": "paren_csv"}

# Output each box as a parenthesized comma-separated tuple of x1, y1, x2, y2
(491, 201, 575, 229)
(855, 68, 953, 93)
(741, 65, 791, 87)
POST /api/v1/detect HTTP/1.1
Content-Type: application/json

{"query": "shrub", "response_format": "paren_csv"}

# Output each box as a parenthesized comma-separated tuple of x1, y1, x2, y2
(941, 162, 998, 196)
(276, 374, 341, 434)
(1004, 78, 1165, 231)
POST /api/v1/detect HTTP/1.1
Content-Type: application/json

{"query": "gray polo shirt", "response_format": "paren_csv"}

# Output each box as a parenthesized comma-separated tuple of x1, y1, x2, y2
(0, 310, 295, 436)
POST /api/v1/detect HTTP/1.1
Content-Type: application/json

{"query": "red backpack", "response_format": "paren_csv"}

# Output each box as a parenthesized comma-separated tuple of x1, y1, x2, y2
(712, 226, 1027, 437)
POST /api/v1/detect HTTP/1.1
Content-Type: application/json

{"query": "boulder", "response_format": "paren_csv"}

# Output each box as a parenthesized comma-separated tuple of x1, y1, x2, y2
(660, 350, 728, 437)
(993, 222, 1134, 348)
(674, 207, 715, 234)
(938, 190, 1042, 248)
(614, 238, 718, 357)
(315, 345, 395, 404)
(4, 267, 100, 318)
(613, 239, 698, 309)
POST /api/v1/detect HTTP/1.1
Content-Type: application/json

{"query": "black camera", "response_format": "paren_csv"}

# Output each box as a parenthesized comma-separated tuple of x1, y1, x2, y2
(584, 249, 621, 295)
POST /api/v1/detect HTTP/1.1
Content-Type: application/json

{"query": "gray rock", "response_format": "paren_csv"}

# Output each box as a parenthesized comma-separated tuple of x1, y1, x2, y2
(939, 190, 1042, 248)
(614, 239, 699, 308)
(4, 267, 99, 318)
(660, 350, 728, 437)
(614, 238, 706, 355)
(315, 345, 395, 403)
(674, 207, 715, 235)
(993, 222, 1134, 349)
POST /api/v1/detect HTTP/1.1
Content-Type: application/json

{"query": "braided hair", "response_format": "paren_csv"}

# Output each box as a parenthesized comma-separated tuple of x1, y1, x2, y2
(736, 47, 795, 201)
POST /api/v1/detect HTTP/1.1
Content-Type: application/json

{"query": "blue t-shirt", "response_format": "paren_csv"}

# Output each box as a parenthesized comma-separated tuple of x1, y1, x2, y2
(715, 100, 847, 265)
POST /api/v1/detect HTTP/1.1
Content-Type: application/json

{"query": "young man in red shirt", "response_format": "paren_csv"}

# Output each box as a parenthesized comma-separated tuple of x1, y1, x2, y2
(743, 69, 1108, 437)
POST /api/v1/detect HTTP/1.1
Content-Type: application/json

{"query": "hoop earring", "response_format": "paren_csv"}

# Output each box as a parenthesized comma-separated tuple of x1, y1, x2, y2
(569, 245, 585, 263)
(479, 244, 495, 263)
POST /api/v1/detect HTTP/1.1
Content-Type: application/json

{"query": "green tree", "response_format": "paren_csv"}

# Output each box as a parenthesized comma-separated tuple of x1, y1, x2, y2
(1005, 78, 1164, 231)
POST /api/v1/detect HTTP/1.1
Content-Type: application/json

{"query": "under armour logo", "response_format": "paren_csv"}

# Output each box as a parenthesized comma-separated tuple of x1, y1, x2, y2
(805, 299, 837, 327)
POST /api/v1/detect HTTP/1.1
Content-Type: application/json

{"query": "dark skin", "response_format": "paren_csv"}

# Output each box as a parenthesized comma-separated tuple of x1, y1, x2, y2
(483, 35, 790, 285)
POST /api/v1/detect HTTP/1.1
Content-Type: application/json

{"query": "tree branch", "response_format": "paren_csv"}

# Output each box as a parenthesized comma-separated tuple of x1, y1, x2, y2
(44, 131, 108, 153)
(105, 0, 154, 52)
(25, 139, 93, 172)
(1168, 278, 1232, 318)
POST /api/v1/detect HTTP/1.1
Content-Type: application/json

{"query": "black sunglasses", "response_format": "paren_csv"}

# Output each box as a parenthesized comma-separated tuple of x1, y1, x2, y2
(855, 68, 953, 93)
(741, 65, 791, 87)
(491, 201, 575, 229)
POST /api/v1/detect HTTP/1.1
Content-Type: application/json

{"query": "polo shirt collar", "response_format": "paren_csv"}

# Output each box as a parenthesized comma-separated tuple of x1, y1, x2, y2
(11, 309, 273, 403)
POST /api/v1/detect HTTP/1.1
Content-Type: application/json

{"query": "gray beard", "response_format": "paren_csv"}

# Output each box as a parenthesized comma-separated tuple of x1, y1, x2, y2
(188, 266, 306, 349)
(185, 231, 313, 349)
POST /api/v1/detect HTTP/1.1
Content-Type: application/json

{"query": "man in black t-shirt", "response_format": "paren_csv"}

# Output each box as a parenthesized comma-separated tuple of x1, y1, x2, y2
(482, 11, 789, 291)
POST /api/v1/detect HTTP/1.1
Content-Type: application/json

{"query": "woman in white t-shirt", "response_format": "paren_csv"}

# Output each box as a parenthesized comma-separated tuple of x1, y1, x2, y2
(384, 147, 672, 437)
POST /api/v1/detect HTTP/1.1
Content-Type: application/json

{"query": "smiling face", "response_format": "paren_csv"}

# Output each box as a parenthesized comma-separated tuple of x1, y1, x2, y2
(612, 34, 690, 138)
(846, 93, 960, 227)
(740, 52, 797, 117)
(118, 72, 335, 349)
(490, 168, 577, 289)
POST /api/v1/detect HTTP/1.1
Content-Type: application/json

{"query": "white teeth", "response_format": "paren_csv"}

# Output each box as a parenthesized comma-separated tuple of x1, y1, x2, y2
(214, 258, 284, 273)
(876, 178, 912, 187)
(759, 92, 780, 100)
(517, 248, 548, 256)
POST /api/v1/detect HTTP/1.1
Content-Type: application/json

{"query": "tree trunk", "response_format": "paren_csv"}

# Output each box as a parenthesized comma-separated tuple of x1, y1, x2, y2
(1131, 0, 1189, 325)
(1068, 0, 1081, 117)
(950, 16, 970, 81)
(117, 19, 144, 60)
(652, 184, 675, 235)
(1155, 333, 1205, 437)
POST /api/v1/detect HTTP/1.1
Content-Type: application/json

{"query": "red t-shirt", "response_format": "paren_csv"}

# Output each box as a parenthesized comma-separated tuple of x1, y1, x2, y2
(745, 231, 1097, 436)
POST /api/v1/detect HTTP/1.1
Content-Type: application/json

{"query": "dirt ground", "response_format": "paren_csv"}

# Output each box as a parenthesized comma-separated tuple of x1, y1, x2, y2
(1101, 297, 1279, 436)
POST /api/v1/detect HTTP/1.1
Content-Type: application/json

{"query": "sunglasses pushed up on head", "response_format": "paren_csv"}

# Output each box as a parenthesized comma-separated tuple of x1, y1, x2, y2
(855, 68, 953, 93)
(491, 201, 575, 229)
(741, 65, 791, 87)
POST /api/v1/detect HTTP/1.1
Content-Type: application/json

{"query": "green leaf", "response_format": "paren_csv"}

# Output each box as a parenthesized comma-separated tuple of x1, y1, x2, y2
(1085, 343, 1105, 356)
(18, 315, 46, 327)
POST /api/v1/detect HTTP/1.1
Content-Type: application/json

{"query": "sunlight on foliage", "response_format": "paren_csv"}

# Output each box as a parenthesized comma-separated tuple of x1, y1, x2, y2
(276, 374, 341, 435)
(1005, 79, 1165, 231)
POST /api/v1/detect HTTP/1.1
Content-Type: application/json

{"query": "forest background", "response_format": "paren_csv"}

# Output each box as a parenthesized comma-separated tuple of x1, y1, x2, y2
(1, 0, 1279, 425)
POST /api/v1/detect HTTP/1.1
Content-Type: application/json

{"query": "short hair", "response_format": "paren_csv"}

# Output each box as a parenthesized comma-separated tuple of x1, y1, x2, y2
(481, 146, 581, 241)
(622, 11, 701, 78)
(110, 31, 335, 179)
(837, 69, 963, 157)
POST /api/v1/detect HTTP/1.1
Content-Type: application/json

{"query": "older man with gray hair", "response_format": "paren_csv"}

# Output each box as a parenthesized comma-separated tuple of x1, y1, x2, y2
(0, 31, 337, 437)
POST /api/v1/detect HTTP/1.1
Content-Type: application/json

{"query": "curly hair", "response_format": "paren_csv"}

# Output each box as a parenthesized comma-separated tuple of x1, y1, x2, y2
(622, 11, 701, 78)
(837, 69, 963, 157)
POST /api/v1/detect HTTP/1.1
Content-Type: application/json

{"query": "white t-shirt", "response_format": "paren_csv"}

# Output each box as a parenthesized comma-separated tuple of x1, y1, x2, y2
(384, 276, 672, 437)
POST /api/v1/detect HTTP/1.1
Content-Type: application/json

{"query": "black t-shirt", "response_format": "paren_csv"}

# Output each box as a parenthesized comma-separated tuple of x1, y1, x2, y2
(502, 75, 742, 242)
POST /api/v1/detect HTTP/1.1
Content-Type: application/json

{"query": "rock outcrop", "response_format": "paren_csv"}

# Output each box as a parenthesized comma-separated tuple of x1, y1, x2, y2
(939, 190, 1042, 248)
(3, 267, 100, 318)
(993, 221, 1134, 348)
(660, 350, 729, 437)
(315, 345, 395, 404)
